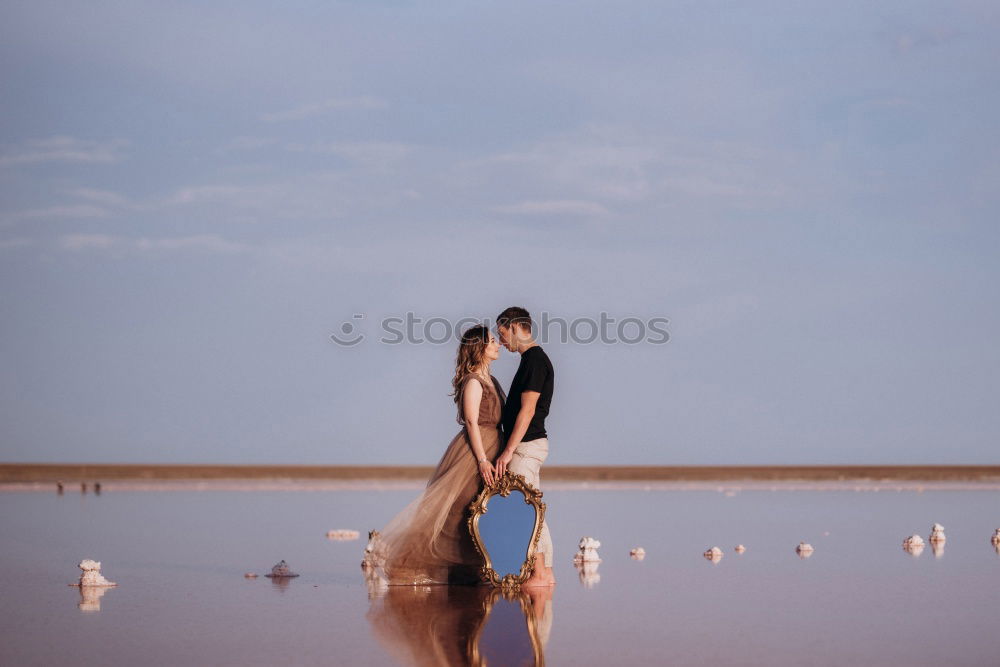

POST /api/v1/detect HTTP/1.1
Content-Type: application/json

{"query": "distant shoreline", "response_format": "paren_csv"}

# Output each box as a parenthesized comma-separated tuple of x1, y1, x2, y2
(2, 463, 999, 483)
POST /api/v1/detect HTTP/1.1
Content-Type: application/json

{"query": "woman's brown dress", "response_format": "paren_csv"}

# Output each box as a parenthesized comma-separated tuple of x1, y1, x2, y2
(373, 374, 506, 585)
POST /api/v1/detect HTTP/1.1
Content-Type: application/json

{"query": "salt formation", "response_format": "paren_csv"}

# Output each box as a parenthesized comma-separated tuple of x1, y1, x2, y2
(734, 544, 746, 554)
(77, 586, 111, 612)
(703, 547, 723, 563)
(364, 568, 389, 598)
(991, 528, 1000, 546)
(795, 542, 814, 558)
(70, 559, 117, 587)
(326, 529, 361, 541)
(244, 572, 258, 578)
(574, 561, 601, 587)
(629, 547, 645, 560)
(361, 530, 388, 596)
(929, 523, 946, 543)
(361, 530, 383, 571)
(264, 560, 299, 578)
(902, 535, 925, 556)
(572, 537, 602, 563)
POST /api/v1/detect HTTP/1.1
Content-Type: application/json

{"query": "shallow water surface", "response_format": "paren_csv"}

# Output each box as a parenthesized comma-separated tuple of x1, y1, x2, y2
(1, 484, 999, 665)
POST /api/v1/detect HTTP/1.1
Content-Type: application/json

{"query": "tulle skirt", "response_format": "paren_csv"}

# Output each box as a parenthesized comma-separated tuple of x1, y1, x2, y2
(373, 425, 502, 585)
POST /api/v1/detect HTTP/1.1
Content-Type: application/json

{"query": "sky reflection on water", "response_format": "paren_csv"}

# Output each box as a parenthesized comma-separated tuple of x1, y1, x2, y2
(1, 484, 999, 665)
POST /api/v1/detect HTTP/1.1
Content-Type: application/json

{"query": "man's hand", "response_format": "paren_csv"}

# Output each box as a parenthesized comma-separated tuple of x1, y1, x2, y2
(495, 448, 515, 478)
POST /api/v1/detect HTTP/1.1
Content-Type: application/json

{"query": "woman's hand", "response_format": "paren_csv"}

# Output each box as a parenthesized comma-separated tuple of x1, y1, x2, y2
(478, 459, 496, 486)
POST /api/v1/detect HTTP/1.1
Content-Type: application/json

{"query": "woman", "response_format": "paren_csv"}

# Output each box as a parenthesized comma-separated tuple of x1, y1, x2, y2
(372, 325, 506, 585)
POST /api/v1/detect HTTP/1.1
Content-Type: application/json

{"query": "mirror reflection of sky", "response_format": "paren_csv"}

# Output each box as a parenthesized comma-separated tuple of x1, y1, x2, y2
(478, 490, 536, 577)
(479, 596, 538, 666)
(2, 2, 999, 466)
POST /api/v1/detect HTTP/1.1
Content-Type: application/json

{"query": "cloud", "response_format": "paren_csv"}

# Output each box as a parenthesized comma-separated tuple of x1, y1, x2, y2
(259, 96, 386, 122)
(133, 235, 247, 253)
(58, 233, 248, 254)
(464, 125, 806, 211)
(495, 199, 610, 216)
(7, 204, 110, 220)
(2, 188, 131, 225)
(164, 185, 260, 206)
(65, 187, 130, 207)
(283, 141, 412, 168)
(0, 136, 127, 167)
(58, 233, 117, 250)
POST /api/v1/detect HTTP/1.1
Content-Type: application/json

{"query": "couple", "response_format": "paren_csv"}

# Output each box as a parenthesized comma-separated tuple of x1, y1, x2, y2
(373, 306, 556, 588)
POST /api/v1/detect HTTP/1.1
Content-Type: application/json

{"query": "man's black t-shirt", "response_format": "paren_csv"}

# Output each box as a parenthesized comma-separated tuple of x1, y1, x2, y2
(501, 345, 554, 443)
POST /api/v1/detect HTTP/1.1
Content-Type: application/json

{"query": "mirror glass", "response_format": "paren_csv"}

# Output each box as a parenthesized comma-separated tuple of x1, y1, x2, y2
(478, 593, 536, 666)
(478, 489, 536, 579)
(366, 586, 551, 666)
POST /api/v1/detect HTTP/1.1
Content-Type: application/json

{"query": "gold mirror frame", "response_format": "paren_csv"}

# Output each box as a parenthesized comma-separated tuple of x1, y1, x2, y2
(466, 588, 546, 667)
(467, 471, 546, 589)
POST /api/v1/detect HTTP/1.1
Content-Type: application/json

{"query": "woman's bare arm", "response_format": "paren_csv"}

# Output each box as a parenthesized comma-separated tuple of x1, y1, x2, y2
(462, 379, 496, 485)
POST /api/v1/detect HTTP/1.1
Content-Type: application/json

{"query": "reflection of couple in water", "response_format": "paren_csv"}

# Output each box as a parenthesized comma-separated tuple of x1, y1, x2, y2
(371, 306, 556, 588)
(367, 584, 553, 666)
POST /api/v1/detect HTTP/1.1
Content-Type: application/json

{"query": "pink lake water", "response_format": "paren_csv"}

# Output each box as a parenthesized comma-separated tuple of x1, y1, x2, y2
(2, 482, 999, 665)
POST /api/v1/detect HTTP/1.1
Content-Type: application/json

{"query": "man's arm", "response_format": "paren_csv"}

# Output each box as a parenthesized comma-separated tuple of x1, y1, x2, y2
(496, 390, 539, 477)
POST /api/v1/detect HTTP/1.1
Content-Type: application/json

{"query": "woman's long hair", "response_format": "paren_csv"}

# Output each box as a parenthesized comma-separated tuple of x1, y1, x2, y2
(451, 325, 490, 404)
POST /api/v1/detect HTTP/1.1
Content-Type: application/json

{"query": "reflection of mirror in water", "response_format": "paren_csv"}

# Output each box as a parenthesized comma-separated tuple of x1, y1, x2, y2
(479, 490, 536, 578)
(479, 595, 536, 666)
(366, 585, 551, 666)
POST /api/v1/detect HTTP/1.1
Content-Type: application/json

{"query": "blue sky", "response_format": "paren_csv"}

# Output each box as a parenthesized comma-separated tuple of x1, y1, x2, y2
(1, 1, 998, 465)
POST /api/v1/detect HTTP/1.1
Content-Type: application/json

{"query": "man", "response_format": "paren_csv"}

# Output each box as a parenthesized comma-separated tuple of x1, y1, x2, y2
(495, 306, 556, 587)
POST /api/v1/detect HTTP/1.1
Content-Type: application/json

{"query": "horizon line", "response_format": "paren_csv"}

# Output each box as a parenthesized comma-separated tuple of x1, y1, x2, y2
(3, 463, 1000, 483)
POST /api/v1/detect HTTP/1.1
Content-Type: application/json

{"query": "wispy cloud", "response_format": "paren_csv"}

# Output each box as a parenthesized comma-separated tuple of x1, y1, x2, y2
(164, 185, 261, 206)
(222, 137, 413, 171)
(65, 187, 131, 207)
(495, 199, 610, 216)
(2, 188, 132, 225)
(466, 125, 805, 210)
(58, 233, 118, 250)
(7, 204, 110, 220)
(0, 136, 127, 167)
(259, 96, 386, 122)
(284, 141, 412, 168)
(58, 233, 248, 254)
(133, 235, 247, 253)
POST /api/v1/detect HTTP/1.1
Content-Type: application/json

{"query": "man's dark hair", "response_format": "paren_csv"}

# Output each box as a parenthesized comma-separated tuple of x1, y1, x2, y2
(496, 306, 532, 334)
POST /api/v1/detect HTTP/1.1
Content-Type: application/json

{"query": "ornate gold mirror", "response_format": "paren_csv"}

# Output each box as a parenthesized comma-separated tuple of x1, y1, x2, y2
(467, 471, 546, 588)
(468, 588, 549, 666)
(366, 585, 550, 666)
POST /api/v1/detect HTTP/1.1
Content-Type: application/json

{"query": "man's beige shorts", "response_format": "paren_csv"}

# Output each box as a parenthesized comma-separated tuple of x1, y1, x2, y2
(507, 437, 553, 568)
